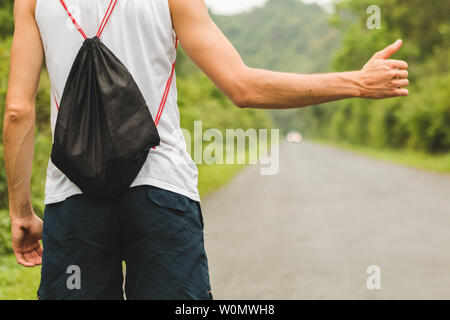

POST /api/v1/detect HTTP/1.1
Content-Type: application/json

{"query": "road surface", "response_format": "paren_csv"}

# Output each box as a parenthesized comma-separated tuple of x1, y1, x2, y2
(202, 141, 450, 299)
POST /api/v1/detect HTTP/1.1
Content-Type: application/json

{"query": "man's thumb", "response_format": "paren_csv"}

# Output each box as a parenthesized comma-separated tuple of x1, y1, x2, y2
(371, 39, 402, 60)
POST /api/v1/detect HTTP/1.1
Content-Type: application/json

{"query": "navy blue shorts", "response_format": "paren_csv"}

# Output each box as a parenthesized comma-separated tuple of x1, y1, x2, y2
(37, 185, 212, 300)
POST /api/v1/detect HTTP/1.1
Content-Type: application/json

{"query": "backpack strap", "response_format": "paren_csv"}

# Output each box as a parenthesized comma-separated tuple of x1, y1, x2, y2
(59, 0, 87, 39)
(97, 0, 118, 38)
(53, 94, 60, 110)
(59, 0, 176, 130)
(154, 37, 178, 127)
(59, 0, 118, 39)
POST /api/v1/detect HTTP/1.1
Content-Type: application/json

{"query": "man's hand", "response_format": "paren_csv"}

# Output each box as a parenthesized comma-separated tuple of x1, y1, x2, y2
(358, 40, 409, 99)
(11, 213, 43, 267)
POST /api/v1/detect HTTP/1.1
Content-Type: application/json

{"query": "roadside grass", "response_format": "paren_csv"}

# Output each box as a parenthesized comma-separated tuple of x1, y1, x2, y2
(198, 163, 247, 197)
(0, 255, 41, 300)
(312, 139, 450, 175)
(0, 160, 248, 300)
(198, 142, 261, 197)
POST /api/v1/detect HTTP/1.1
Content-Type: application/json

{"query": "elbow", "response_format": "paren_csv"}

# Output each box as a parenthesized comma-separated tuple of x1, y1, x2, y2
(4, 103, 35, 124)
(228, 80, 254, 109)
(227, 66, 257, 109)
(230, 93, 249, 109)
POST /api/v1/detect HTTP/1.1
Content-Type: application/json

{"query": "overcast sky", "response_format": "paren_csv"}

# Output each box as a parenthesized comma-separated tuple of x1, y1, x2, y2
(205, 0, 333, 15)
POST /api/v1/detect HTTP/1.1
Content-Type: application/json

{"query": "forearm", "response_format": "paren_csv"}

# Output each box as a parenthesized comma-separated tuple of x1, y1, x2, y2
(3, 105, 36, 219)
(4, 0, 43, 221)
(238, 68, 364, 109)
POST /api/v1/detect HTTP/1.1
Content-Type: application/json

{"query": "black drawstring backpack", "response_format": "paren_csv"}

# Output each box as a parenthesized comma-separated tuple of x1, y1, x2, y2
(51, 0, 177, 199)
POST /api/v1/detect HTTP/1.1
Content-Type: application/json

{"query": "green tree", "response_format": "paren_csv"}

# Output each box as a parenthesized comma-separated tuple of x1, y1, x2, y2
(299, 0, 449, 153)
(0, 0, 14, 40)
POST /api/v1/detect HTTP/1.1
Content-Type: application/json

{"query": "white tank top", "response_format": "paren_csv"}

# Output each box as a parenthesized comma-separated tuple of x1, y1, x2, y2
(35, 0, 200, 204)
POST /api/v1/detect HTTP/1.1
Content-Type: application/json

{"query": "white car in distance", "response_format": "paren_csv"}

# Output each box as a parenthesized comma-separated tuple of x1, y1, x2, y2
(286, 131, 302, 143)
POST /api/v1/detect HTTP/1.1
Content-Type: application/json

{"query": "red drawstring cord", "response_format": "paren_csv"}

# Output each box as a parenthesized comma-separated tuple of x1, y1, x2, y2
(59, 0, 117, 40)
(152, 37, 178, 150)
(58, 0, 178, 148)
(97, 0, 118, 38)
(155, 37, 178, 127)
(54, 37, 178, 127)
(155, 61, 176, 126)
(54, 94, 60, 110)
(59, 0, 87, 39)
(96, 0, 114, 38)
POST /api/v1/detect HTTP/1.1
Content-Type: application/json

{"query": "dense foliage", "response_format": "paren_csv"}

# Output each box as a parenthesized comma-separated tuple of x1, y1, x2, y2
(296, 0, 450, 154)
(0, 0, 13, 39)
(217, 0, 449, 153)
(213, 0, 341, 73)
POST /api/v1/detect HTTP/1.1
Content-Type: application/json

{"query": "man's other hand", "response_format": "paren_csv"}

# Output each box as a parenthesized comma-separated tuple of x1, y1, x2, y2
(11, 213, 43, 267)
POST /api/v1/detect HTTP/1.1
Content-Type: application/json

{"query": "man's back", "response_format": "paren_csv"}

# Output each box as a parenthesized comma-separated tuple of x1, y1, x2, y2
(36, 0, 200, 205)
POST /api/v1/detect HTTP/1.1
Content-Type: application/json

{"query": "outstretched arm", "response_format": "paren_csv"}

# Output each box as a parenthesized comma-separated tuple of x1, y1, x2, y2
(4, 0, 44, 267)
(169, 0, 409, 109)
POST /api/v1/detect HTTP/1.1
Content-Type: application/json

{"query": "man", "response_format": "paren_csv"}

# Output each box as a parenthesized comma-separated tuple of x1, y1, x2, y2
(4, 0, 408, 300)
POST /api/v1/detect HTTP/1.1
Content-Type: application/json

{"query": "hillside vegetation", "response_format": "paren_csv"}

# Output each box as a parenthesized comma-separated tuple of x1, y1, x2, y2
(214, 0, 450, 156)
(299, 0, 450, 155)
(213, 0, 340, 73)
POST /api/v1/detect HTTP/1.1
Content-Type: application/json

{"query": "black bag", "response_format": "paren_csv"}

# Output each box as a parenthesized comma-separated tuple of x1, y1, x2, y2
(51, 0, 174, 199)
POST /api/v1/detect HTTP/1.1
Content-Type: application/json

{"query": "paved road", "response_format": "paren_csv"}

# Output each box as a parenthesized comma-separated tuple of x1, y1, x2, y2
(202, 141, 450, 299)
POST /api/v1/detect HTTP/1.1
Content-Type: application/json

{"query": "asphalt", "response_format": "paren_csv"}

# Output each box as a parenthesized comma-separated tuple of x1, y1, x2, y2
(202, 141, 450, 299)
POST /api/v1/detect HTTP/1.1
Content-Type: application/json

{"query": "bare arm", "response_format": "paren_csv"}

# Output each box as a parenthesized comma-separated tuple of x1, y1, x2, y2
(169, 0, 409, 109)
(3, 0, 43, 267)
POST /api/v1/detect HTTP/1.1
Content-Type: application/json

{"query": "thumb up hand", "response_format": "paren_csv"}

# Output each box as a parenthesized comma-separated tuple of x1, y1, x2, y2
(359, 39, 409, 99)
